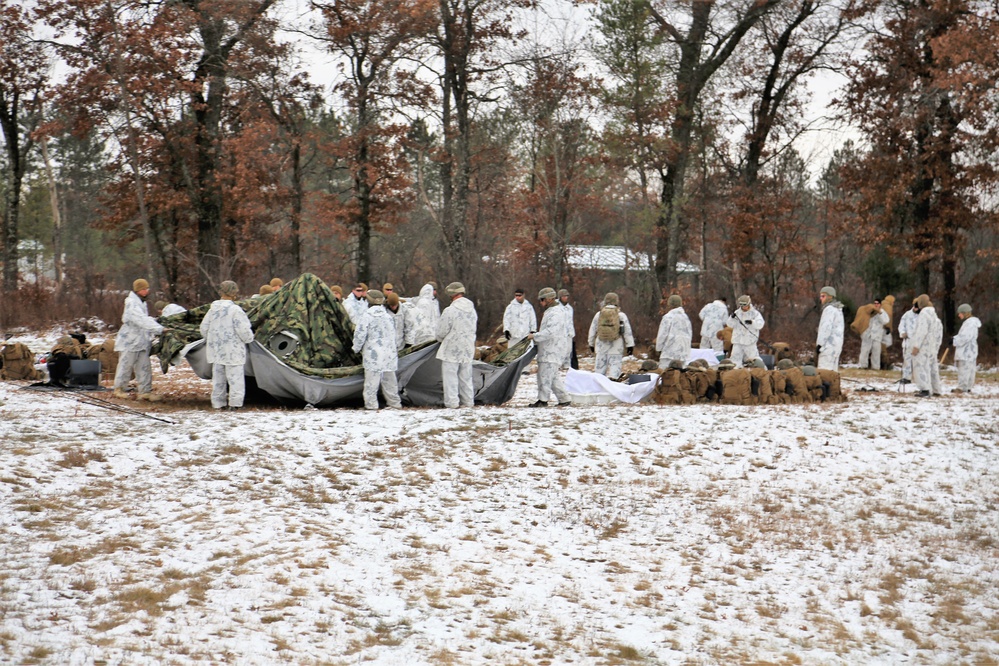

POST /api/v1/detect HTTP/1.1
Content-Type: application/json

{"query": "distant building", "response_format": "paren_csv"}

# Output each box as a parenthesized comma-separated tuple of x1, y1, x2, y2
(565, 245, 700, 276)
(17, 240, 57, 284)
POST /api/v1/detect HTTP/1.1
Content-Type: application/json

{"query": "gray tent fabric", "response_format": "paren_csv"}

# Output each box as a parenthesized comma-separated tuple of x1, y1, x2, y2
(401, 344, 538, 406)
(183, 339, 439, 407)
(171, 273, 538, 407)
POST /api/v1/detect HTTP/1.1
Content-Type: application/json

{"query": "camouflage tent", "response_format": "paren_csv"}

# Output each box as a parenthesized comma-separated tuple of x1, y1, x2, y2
(153, 273, 534, 407)
(154, 273, 360, 376)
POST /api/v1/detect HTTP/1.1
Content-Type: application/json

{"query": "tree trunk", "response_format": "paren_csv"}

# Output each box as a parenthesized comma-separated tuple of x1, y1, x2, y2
(290, 139, 302, 275)
(41, 136, 63, 286)
(437, 0, 472, 283)
(0, 112, 25, 291)
(105, 0, 159, 291)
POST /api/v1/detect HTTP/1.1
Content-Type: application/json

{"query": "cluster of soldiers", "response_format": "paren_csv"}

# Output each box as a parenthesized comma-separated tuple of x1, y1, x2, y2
(816, 288, 982, 396)
(105, 275, 984, 410)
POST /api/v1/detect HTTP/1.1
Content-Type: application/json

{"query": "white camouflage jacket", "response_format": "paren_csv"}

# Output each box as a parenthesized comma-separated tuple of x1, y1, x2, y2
(503, 298, 537, 344)
(533, 304, 571, 364)
(344, 293, 369, 324)
(199, 299, 254, 365)
(656, 308, 692, 365)
(698, 300, 728, 339)
(407, 284, 440, 345)
(727, 307, 765, 346)
(117, 291, 164, 352)
(388, 306, 407, 351)
(864, 309, 890, 341)
(816, 300, 845, 355)
(352, 305, 399, 372)
(898, 309, 918, 346)
(953, 316, 981, 362)
(436, 296, 478, 362)
(911, 306, 943, 355)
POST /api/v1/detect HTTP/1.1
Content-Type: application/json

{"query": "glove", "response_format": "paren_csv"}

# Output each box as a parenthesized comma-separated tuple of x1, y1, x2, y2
(743, 319, 752, 325)
(815, 345, 821, 357)
(504, 330, 511, 340)
(589, 345, 595, 353)
(627, 347, 634, 356)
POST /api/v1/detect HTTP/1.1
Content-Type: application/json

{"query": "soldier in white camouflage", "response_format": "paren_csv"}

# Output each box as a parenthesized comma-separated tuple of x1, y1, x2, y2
(527, 287, 572, 407)
(113, 278, 165, 401)
(343, 283, 369, 324)
(436, 282, 478, 408)
(952, 303, 981, 393)
(352, 290, 403, 410)
(816, 286, 845, 371)
(910, 293, 943, 397)
(698, 297, 728, 352)
(656, 294, 692, 369)
(406, 283, 440, 346)
(200, 281, 255, 410)
(587, 292, 634, 379)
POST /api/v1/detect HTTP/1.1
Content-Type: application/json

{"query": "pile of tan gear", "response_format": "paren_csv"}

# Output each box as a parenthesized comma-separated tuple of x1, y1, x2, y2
(0, 335, 117, 384)
(0, 341, 45, 381)
(650, 357, 846, 406)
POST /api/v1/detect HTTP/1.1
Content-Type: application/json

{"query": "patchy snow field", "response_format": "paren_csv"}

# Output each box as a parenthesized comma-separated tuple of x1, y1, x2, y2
(2, 331, 998, 665)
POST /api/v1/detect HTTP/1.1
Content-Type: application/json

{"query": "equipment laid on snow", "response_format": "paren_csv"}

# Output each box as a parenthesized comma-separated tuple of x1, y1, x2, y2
(24, 384, 176, 424)
(154, 273, 535, 408)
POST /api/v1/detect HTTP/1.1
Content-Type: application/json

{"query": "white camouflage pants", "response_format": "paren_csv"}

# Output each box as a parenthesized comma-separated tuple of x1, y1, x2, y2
(817, 348, 840, 371)
(114, 349, 153, 394)
(536, 361, 569, 404)
(956, 359, 977, 392)
(441, 360, 474, 408)
(593, 338, 624, 378)
(913, 352, 941, 394)
(901, 340, 913, 380)
(212, 363, 245, 408)
(859, 336, 881, 369)
(729, 343, 760, 367)
(700, 335, 723, 353)
(363, 370, 401, 410)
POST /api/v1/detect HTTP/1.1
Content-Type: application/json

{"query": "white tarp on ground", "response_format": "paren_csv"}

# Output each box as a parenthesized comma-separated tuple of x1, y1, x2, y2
(564, 368, 660, 404)
(689, 349, 720, 365)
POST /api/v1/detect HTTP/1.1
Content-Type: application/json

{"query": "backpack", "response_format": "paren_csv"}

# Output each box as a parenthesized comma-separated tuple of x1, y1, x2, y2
(1, 342, 44, 381)
(596, 306, 621, 342)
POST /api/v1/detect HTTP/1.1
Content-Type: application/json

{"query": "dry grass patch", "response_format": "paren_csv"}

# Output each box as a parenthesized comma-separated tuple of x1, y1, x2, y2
(113, 583, 183, 616)
(56, 445, 106, 468)
(49, 535, 139, 566)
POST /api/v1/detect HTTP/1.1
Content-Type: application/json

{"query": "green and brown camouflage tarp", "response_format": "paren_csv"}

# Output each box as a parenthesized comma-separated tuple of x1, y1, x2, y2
(153, 273, 361, 376)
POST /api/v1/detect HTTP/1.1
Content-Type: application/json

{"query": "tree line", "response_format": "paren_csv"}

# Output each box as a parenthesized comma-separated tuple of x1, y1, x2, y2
(1, 0, 997, 346)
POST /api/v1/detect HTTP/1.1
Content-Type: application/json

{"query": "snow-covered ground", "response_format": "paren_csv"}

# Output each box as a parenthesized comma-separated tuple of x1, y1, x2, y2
(2, 329, 998, 665)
